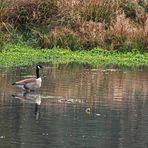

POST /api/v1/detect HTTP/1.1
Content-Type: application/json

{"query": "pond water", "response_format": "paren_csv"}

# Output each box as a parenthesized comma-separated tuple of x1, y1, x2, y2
(0, 64, 148, 148)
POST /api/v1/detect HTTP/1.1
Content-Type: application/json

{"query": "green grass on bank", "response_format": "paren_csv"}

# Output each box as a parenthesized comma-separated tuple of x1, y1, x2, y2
(0, 45, 148, 67)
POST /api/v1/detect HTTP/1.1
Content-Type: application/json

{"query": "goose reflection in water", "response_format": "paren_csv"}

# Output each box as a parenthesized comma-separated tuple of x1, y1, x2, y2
(12, 92, 41, 120)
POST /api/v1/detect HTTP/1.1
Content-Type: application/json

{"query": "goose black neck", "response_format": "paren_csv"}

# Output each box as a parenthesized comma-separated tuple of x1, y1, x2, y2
(36, 67, 40, 78)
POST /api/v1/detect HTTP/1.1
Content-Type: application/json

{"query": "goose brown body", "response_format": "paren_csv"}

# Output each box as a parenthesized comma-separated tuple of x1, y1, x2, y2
(12, 65, 42, 91)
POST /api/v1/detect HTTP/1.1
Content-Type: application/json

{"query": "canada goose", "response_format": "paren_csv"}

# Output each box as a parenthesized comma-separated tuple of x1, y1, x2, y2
(12, 65, 43, 91)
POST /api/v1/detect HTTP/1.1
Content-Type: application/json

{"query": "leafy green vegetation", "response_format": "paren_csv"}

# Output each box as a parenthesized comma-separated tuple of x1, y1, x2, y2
(0, 45, 147, 67)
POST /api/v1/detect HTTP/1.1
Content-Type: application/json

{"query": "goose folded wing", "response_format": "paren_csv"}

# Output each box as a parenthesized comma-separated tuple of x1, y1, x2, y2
(14, 78, 36, 85)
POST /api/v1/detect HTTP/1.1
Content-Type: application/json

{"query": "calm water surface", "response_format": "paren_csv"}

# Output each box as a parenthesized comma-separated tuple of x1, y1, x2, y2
(0, 64, 148, 148)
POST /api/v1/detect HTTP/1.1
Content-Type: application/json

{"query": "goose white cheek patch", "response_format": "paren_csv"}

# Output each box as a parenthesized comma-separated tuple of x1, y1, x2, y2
(37, 66, 41, 69)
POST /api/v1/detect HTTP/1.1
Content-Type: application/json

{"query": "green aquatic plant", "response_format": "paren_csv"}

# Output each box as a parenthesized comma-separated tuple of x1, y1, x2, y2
(0, 45, 147, 68)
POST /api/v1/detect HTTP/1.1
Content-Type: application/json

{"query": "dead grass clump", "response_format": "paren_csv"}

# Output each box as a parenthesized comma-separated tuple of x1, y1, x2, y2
(122, 0, 148, 25)
(105, 13, 143, 50)
(7, 0, 58, 28)
(32, 27, 82, 50)
(56, 0, 79, 10)
(73, 20, 106, 49)
(121, 1, 138, 21)
(31, 21, 107, 50)
(56, 0, 121, 25)
(77, 0, 120, 24)
(0, 0, 9, 19)
(138, 18, 148, 51)
(0, 22, 17, 50)
(51, 27, 82, 50)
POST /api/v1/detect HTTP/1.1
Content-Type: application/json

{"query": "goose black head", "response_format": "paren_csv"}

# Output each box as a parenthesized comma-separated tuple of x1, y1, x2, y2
(36, 65, 43, 78)
(36, 65, 43, 69)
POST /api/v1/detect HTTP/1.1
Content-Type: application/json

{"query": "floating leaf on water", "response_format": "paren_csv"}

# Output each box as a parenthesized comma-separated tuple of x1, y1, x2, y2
(58, 98, 84, 104)
(0, 136, 5, 139)
(85, 108, 91, 114)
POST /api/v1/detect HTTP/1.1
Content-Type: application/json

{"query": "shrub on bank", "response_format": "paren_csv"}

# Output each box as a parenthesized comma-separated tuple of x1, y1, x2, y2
(0, 0, 148, 51)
